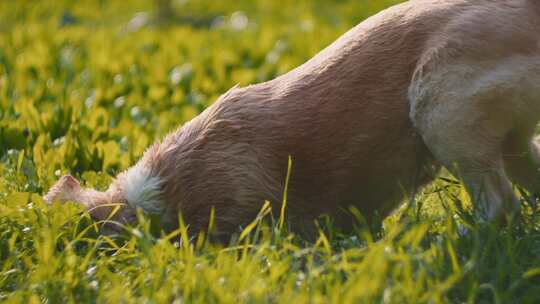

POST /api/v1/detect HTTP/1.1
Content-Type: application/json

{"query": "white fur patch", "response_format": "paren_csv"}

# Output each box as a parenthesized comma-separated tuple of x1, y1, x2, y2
(123, 163, 165, 214)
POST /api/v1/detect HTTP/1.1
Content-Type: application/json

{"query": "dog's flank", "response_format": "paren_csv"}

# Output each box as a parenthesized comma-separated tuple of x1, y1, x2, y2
(46, 0, 540, 237)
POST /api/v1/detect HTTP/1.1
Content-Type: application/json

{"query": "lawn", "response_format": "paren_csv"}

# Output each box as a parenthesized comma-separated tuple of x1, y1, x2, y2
(1, 0, 540, 303)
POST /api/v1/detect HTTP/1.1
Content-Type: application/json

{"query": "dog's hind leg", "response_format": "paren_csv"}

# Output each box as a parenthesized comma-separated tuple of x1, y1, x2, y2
(409, 61, 525, 221)
(419, 120, 519, 221)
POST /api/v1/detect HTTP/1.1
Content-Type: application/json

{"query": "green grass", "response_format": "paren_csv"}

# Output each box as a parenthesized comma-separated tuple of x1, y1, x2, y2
(2, 0, 540, 303)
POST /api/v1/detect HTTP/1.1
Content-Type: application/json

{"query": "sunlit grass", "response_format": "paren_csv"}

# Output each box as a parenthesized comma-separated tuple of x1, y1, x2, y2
(1, 0, 540, 303)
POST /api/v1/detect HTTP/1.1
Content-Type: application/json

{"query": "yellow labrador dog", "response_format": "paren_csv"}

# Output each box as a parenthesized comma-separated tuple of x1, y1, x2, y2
(45, 0, 540, 237)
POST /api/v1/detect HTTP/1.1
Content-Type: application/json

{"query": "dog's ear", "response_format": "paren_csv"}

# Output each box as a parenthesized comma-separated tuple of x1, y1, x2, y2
(44, 175, 83, 205)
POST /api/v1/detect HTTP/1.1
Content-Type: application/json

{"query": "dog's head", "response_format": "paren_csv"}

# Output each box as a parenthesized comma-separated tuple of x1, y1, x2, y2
(44, 175, 137, 234)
